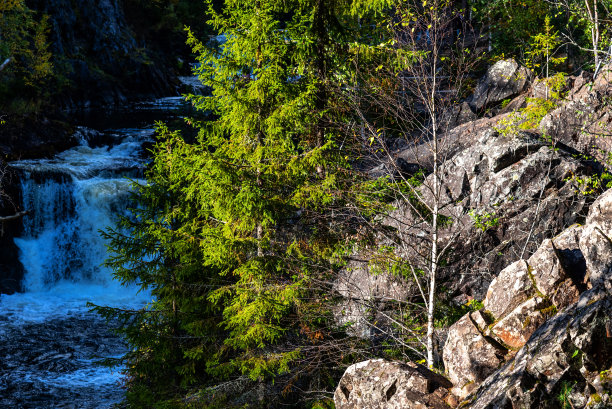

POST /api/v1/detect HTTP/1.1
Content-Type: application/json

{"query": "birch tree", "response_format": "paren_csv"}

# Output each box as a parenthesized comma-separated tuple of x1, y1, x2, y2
(346, 0, 480, 368)
(544, 0, 612, 72)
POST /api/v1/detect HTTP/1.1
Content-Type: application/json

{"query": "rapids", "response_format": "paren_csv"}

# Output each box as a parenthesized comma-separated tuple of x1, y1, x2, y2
(0, 97, 190, 408)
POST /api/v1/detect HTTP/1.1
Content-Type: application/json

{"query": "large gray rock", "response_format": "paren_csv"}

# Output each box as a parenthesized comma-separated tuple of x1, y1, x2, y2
(446, 102, 478, 130)
(527, 239, 567, 296)
(580, 189, 612, 293)
(431, 129, 589, 300)
(333, 258, 411, 338)
(469, 60, 533, 111)
(337, 123, 593, 342)
(465, 292, 612, 409)
(335, 259, 411, 303)
(445, 190, 612, 408)
(442, 314, 505, 399)
(483, 260, 534, 320)
(579, 225, 612, 293)
(539, 66, 612, 162)
(336, 78, 598, 343)
(539, 99, 612, 161)
(584, 189, 612, 235)
(334, 359, 452, 409)
(398, 127, 590, 301)
(551, 224, 586, 271)
(525, 226, 584, 310)
(490, 296, 548, 349)
(530, 76, 572, 100)
(443, 219, 591, 402)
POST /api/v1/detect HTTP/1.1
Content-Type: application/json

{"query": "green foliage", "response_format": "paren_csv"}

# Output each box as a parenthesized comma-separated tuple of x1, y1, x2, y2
(566, 147, 612, 196)
(471, 0, 611, 71)
(525, 15, 566, 76)
(93, 0, 612, 405)
(558, 380, 577, 409)
(471, 0, 554, 58)
(309, 399, 335, 409)
(565, 0, 612, 68)
(569, 171, 612, 196)
(435, 298, 484, 329)
(0, 0, 54, 110)
(354, 171, 425, 217)
(468, 209, 500, 232)
(495, 73, 567, 136)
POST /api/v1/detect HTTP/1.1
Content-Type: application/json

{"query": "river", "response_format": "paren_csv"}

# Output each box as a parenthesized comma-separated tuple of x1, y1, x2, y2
(0, 96, 191, 408)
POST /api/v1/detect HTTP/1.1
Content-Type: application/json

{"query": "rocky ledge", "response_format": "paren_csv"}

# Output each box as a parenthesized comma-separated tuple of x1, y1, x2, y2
(335, 174, 612, 409)
(334, 59, 604, 342)
(334, 60, 612, 409)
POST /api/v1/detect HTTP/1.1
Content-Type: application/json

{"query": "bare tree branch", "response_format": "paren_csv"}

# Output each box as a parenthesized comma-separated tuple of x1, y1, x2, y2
(0, 210, 28, 222)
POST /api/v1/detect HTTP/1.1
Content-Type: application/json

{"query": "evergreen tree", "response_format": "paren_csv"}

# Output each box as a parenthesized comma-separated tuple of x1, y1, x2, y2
(95, 1, 391, 407)
(0, 0, 53, 108)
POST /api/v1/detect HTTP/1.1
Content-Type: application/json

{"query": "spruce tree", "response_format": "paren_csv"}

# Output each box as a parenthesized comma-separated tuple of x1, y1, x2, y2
(95, 1, 391, 407)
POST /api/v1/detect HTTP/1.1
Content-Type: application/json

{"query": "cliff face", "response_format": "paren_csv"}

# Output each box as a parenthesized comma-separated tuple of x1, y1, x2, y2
(451, 189, 612, 409)
(0, 1, 195, 166)
(334, 61, 604, 343)
(26, 0, 180, 108)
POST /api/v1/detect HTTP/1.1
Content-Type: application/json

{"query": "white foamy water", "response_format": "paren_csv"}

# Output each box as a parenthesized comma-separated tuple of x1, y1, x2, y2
(14, 177, 142, 292)
(0, 97, 188, 408)
(10, 129, 151, 179)
(0, 282, 150, 326)
(134, 96, 187, 110)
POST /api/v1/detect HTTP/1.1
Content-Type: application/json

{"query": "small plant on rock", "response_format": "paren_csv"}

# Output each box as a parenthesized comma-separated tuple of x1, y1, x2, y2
(469, 209, 500, 232)
(558, 380, 577, 409)
(495, 73, 568, 136)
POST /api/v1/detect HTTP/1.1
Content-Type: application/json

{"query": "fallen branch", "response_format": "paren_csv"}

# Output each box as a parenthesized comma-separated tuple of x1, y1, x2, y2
(0, 210, 28, 222)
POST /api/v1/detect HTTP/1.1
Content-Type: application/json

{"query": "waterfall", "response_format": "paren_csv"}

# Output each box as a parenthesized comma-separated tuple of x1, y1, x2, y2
(9, 133, 148, 301)
(15, 176, 135, 292)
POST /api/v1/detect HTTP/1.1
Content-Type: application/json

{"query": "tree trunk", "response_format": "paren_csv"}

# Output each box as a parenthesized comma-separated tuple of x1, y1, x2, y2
(427, 115, 439, 368)
(427, 190, 438, 369)
(427, 33, 439, 368)
(585, 0, 600, 68)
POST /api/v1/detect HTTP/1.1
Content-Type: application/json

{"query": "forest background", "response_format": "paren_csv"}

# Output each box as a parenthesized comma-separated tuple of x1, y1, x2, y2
(1, 0, 611, 408)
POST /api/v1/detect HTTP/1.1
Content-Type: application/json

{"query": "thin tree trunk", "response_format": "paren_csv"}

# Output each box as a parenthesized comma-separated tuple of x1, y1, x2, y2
(585, 0, 600, 67)
(546, 46, 549, 100)
(427, 188, 438, 368)
(427, 23, 439, 368)
(427, 115, 439, 369)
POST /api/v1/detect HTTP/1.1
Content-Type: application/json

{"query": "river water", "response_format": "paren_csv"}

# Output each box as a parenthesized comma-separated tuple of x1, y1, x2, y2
(0, 97, 190, 408)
